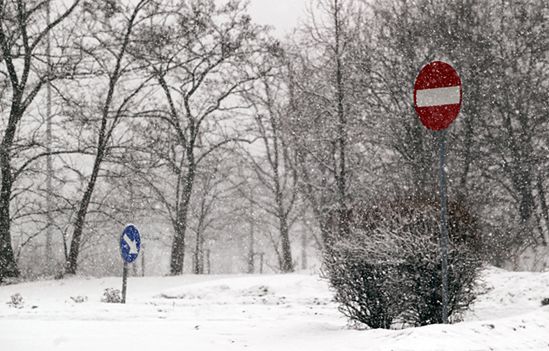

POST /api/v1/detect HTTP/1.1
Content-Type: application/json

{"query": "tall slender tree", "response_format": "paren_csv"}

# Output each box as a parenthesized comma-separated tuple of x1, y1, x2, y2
(64, 0, 156, 274)
(0, 0, 80, 281)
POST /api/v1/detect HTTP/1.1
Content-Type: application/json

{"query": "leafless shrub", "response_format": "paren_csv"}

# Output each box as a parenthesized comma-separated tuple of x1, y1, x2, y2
(6, 293, 24, 308)
(101, 288, 122, 303)
(324, 196, 483, 328)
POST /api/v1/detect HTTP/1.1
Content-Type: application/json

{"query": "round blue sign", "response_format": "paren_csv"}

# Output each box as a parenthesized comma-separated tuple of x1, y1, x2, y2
(120, 224, 141, 263)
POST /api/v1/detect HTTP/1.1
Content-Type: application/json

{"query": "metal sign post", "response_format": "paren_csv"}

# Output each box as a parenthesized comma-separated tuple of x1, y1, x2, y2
(438, 130, 449, 324)
(413, 61, 462, 324)
(121, 261, 129, 304)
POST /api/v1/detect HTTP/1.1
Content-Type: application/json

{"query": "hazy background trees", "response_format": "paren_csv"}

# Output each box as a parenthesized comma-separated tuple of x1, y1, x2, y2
(1, 0, 548, 281)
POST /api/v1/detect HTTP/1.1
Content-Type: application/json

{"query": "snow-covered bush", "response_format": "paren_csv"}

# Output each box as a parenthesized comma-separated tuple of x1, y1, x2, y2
(399, 244, 480, 326)
(70, 295, 88, 303)
(324, 196, 483, 328)
(325, 256, 404, 329)
(6, 293, 24, 308)
(101, 288, 122, 303)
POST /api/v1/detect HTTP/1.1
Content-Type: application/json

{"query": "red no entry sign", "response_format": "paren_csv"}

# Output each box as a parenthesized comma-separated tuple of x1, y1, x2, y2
(413, 61, 462, 130)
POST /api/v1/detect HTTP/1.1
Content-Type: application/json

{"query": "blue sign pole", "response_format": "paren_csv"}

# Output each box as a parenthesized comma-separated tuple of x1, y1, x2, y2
(120, 224, 141, 304)
(121, 261, 128, 304)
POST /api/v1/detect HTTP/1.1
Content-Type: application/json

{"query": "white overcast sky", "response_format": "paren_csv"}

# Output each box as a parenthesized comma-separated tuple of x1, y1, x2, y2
(246, 0, 308, 37)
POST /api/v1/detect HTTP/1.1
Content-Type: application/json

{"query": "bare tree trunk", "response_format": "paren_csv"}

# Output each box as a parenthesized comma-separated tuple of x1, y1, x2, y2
(272, 138, 294, 272)
(65, 148, 105, 274)
(191, 174, 216, 275)
(170, 161, 195, 275)
(333, 0, 349, 238)
(206, 248, 211, 274)
(518, 173, 534, 225)
(0, 98, 22, 280)
(198, 233, 204, 274)
(45, 0, 54, 274)
(279, 216, 293, 272)
(247, 217, 255, 274)
(170, 218, 187, 275)
(300, 231, 307, 270)
(259, 252, 264, 274)
(192, 227, 205, 274)
(536, 174, 549, 246)
(192, 229, 200, 274)
(0, 148, 18, 280)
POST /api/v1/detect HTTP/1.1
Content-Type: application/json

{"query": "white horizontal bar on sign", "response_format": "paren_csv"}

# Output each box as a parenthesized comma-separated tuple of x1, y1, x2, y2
(416, 86, 460, 107)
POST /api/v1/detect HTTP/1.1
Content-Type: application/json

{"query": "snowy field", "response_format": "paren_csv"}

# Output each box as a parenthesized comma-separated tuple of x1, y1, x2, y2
(1, 267, 548, 351)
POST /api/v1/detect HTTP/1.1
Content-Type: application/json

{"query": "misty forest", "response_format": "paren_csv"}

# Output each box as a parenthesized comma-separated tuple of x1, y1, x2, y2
(0, 0, 549, 331)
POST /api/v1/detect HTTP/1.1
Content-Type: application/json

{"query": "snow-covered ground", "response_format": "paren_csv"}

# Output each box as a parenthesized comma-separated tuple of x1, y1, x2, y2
(1, 267, 548, 351)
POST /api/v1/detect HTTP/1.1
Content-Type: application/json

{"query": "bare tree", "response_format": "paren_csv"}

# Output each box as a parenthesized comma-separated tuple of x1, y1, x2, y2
(64, 0, 158, 274)
(240, 57, 302, 272)
(0, 0, 80, 281)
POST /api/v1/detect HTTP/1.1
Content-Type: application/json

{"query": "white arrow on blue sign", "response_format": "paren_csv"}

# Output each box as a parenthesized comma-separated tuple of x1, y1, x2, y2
(120, 224, 141, 263)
